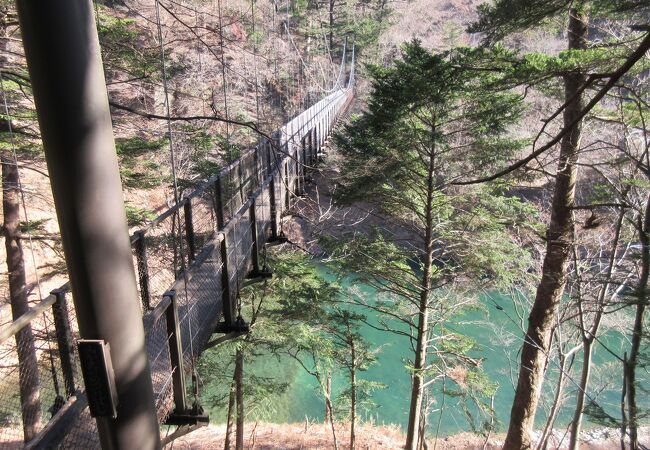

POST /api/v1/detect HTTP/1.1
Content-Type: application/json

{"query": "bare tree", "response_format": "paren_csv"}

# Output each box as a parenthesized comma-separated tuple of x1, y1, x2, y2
(503, 11, 588, 449)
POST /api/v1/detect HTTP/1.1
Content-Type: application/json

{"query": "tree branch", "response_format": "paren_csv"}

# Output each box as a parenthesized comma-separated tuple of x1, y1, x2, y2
(108, 100, 271, 140)
(453, 32, 650, 185)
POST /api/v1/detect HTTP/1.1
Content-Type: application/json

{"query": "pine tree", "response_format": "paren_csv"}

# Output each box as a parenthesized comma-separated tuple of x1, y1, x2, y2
(330, 41, 533, 450)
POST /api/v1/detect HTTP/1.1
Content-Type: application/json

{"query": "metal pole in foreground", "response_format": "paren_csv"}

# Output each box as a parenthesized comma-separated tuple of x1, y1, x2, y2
(15, 2, 161, 449)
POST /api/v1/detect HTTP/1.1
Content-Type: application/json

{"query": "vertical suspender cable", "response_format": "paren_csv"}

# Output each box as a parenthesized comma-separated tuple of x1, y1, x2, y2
(217, 0, 231, 160)
(154, 0, 182, 215)
(285, 0, 292, 116)
(0, 73, 45, 305)
(154, 0, 197, 404)
(251, 0, 261, 123)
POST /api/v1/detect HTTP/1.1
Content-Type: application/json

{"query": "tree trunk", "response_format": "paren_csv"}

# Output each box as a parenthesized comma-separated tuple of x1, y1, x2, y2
(418, 398, 429, 450)
(621, 354, 628, 450)
(350, 341, 356, 450)
(324, 379, 339, 450)
(404, 242, 432, 450)
(1, 16, 42, 441)
(570, 208, 624, 449)
(503, 9, 587, 450)
(224, 374, 236, 450)
(235, 348, 244, 450)
(538, 348, 574, 450)
(405, 130, 437, 450)
(324, 372, 332, 423)
(626, 193, 649, 449)
(569, 339, 593, 450)
(2, 145, 42, 442)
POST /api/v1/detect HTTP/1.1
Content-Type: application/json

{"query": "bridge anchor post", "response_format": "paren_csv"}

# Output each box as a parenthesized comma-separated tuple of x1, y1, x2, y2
(162, 291, 209, 426)
(183, 200, 196, 262)
(246, 198, 272, 280)
(164, 290, 187, 413)
(214, 176, 226, 230)
(134, 231, 152, 310)
(51, 289, 76, 399)
(16, 1, 161, 447)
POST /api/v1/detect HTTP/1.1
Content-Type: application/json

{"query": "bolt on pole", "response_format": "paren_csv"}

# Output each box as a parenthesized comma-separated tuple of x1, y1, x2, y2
(15, 1, 161, 448)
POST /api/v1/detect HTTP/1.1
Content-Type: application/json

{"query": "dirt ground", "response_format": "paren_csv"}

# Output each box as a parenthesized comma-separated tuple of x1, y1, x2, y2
(165, 422, 650, 449)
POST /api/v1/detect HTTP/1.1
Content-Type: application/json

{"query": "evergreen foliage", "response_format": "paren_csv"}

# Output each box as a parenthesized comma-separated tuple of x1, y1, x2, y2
(328, 40, 536, 447)
(199, 251, 381, 434)
(470, 0, 650, 44)
(334, 40, 533, 282)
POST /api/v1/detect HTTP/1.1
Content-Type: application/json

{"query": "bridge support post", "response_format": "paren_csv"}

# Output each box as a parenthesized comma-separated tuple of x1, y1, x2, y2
(306, 128, 311, 164)
(285, 132, 295, 202)
(253, 146, 260, 188)
(51, 289, 76, 398)
(318, 119, 322, 149)
(267, 160, 279, 239)
(305, 131, 312, 182)
(295, 141, 303, 197)
(301, 136, 309, 187)
(183, 200, 196, 262)
(220, 235, 234, 326)
(318, 117, 327, 162)
(317, 122, 321, 158)
(246, 198, 271, 279)
(308, 128, 314, 166)
(164, 290, 188, 413)
(214, 177, 226, 230)
(284, 162, 290, 208)
(237, 162, 245, 205)
(267, 134, 281, 241)
(134, 231, 152, 311)
(249, 201, 260, 275)
(15, 1, 161, 448)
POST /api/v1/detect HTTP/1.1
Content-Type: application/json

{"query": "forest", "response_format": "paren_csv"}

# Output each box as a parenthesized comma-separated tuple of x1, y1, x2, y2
(0, 0, 649, 449)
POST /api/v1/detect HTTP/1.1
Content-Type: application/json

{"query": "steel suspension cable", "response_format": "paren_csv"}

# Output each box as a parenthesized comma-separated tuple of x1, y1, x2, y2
(0, 70, 44, 305)
(251, 0, 261, 124)
(154, 0, 198, 404)
(216, 0, 232, 160)
(282, 21, 340, 94)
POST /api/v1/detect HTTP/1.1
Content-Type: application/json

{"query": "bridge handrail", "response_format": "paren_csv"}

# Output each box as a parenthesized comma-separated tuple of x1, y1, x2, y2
(130, 88, 350, 238)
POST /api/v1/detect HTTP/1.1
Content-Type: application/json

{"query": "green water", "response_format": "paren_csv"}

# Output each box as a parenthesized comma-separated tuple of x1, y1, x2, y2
(203, 264, 647, 435)
(283, 269, 520, 432)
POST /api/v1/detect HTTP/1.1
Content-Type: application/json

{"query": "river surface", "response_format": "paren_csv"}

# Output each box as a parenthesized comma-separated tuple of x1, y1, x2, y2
(204, 264, 647, 436)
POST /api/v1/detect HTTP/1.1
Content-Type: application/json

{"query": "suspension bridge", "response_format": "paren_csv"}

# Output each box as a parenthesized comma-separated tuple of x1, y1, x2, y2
(0, 1, 355, 448)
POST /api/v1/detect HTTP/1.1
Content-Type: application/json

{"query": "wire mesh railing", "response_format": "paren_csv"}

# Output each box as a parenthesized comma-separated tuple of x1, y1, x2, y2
(0, 73, 353, 449)
(0, 289, 100, 450)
